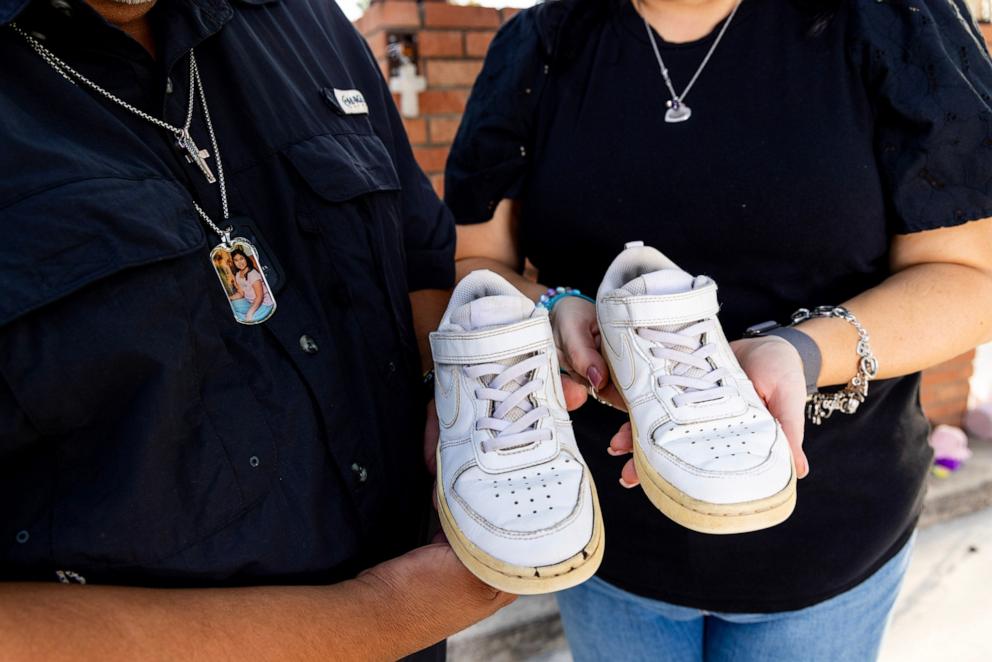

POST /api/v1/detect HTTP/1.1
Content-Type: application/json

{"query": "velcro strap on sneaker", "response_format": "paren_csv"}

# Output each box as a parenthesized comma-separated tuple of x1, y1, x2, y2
(430, 318, 553, 364)
(600, 283, 720, 327)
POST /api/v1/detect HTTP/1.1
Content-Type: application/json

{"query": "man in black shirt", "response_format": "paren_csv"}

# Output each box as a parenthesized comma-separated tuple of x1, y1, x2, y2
(0, 0, 511, 657)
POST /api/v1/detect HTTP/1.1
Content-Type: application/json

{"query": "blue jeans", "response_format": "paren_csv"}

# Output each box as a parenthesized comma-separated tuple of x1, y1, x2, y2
(556, 535, 914, 662)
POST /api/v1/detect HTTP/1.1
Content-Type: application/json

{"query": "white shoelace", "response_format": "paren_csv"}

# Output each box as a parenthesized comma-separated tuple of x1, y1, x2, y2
(638, 319, 738, 407)
(468, 354, 552, 452)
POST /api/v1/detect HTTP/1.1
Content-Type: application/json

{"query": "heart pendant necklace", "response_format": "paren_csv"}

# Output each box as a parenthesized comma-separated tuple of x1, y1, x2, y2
(638, 0, 742, 124)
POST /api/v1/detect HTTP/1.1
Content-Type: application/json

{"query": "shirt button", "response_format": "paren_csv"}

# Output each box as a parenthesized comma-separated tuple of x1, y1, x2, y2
(299, 334, 319, 354)
(15, 530, 29, 544)
(351, 463, 368, 483)
(249, 456, 260, 468)
(165, 77, 174, 95)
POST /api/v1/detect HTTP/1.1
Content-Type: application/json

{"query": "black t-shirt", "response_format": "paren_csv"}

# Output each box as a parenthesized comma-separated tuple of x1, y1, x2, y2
(446, 0, 992, 612)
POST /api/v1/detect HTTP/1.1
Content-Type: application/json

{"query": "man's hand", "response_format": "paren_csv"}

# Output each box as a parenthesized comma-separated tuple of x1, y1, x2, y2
(0, 542, 513, 662)
(607, 335, 810, 487)
(358, 543, 515, 652)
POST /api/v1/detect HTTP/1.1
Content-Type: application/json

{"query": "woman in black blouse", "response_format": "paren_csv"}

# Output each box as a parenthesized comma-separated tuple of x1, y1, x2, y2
(445, 0, 992, 658)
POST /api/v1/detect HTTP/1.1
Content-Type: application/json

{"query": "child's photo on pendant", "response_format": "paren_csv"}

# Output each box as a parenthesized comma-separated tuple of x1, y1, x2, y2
(211, 240, 276, 324)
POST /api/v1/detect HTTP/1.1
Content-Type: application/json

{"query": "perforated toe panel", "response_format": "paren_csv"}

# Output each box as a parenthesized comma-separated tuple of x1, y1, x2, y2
(656, 407, 779, 472)
(453, 450, 585, 533)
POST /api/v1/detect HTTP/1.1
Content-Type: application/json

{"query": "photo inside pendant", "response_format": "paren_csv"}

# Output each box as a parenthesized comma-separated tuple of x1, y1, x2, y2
(210, 240, 277, 324)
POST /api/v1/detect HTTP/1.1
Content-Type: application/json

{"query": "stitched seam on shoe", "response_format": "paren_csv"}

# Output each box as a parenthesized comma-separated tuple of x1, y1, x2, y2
(448, 455, 587, 540)
(440, 436, 472, 449)
(434, 340, 551, 363)
(649, 435, 782, 478)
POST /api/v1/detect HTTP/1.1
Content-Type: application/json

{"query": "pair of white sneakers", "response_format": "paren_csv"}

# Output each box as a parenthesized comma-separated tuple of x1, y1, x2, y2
(430, 242, 796, 595)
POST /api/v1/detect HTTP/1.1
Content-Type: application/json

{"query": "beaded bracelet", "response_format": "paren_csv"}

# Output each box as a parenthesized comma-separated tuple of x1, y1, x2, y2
(538, 286, 595, 312)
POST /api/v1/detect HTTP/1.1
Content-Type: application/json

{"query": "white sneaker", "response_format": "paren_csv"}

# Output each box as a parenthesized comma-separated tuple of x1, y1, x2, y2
(431, 270, 604, 593)
(596, 242, 796, 534)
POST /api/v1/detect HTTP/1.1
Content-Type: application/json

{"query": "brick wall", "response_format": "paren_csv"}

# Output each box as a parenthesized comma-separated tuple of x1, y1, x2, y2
(356, 0, 981, 425)
(355, 0, 521, 197)
(922, 351, 977, 426)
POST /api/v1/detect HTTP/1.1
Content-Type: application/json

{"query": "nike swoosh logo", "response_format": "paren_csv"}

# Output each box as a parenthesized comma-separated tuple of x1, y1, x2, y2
(606, 331, 637, 392)
(435, 366, 461, 429)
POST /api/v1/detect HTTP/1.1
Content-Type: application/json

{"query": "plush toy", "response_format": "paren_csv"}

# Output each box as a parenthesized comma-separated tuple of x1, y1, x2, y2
(928, 424, 972, 477)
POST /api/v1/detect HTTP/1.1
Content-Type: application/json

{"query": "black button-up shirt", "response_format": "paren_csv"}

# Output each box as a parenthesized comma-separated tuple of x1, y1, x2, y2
(0, 0, 454, 587)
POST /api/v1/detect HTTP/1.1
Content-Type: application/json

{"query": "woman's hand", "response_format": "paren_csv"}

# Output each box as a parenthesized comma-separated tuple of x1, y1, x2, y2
(607, 335, 810, 487)
(550, 297, 626, 412)
(730, 336, 810, 478)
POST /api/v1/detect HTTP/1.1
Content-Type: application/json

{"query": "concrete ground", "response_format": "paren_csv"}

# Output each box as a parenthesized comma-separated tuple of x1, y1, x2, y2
(449, 439, 992, 662)
(879, 506, 992, 662)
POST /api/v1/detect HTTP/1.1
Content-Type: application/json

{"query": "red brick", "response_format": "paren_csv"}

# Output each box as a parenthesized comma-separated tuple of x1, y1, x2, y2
(430, 173, 445, 198)
(501, 7, 523, 23)
(424, 3, 499, 29)
(358, 1, 420, 35)
(428, 116, 462, 144)
(920, 351, 976, 418)
(419, 88, 470, 114)
(922, 370, 967, 387)
(923, 401, 968, 426)
(364, 31, 389, 59)
(412, 146, 450, 174)
(419, 30, 464, 57)
(425, 59, 483, 87)
(465, 30, 496, 57)
(923, 382, 972, 406)
(403, 117, 427, 145)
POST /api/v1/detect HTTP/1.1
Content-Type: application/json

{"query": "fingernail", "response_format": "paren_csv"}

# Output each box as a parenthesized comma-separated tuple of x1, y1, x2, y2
(618, 477, 636, 489)
(607, 446, 628, 456)
(587, 366, 604, 389)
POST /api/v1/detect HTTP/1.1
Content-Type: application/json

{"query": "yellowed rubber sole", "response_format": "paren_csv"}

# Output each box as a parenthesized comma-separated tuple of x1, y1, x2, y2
(631, 431, 797, 535)
(435, 447, 605, 595)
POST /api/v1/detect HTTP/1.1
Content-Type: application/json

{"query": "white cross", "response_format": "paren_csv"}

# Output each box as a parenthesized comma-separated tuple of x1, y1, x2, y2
(389, 59, 426, 118)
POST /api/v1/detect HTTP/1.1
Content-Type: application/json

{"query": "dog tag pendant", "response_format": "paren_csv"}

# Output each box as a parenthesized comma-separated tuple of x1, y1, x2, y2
(209, 237, 277, 325)
(664, 99, 692, 123)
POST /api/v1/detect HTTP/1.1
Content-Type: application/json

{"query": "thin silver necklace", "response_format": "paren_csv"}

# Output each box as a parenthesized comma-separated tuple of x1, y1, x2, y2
(637, 0, 743, 123)
(10, 23, 278, 325)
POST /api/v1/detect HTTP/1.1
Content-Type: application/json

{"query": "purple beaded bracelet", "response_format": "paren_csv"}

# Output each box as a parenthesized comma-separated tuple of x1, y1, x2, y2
(538, 286, 595, 311)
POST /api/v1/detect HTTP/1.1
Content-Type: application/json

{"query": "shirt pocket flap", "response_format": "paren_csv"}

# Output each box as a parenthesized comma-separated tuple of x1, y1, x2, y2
(282, 132, 401, 202)
(0, 177, 205, 327)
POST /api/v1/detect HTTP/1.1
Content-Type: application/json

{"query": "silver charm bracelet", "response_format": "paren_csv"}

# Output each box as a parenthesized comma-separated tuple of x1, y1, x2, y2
(791, 306, 879, 425)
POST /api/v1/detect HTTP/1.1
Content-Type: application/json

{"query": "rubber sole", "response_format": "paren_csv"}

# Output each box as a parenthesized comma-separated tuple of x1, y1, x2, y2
(631, 427, 797, 535)
(435, 447, 605, 594)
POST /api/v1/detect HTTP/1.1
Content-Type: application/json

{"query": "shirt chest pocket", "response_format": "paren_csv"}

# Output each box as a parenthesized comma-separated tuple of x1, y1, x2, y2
(281, 133, 417, 372)
(0, 177, 278, 575)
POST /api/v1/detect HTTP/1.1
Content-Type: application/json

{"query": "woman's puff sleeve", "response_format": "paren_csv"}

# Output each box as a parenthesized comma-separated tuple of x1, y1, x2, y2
(856, 0, 992, 233)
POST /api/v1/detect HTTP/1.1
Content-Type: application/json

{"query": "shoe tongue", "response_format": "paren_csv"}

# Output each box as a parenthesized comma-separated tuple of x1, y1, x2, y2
(626, 269, 705, 370)
(450, 295, 535, 331)
(626, 269, 695, 296)
(450, 295, 539, 429)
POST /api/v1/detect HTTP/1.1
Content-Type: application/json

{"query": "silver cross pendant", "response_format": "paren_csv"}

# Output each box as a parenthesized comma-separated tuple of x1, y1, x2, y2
(177, 129, 217, 184)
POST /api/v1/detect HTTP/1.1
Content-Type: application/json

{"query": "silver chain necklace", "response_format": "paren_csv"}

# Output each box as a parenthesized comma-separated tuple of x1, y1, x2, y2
(11, 23, 277, 325)
(637, 0, 743, 123)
